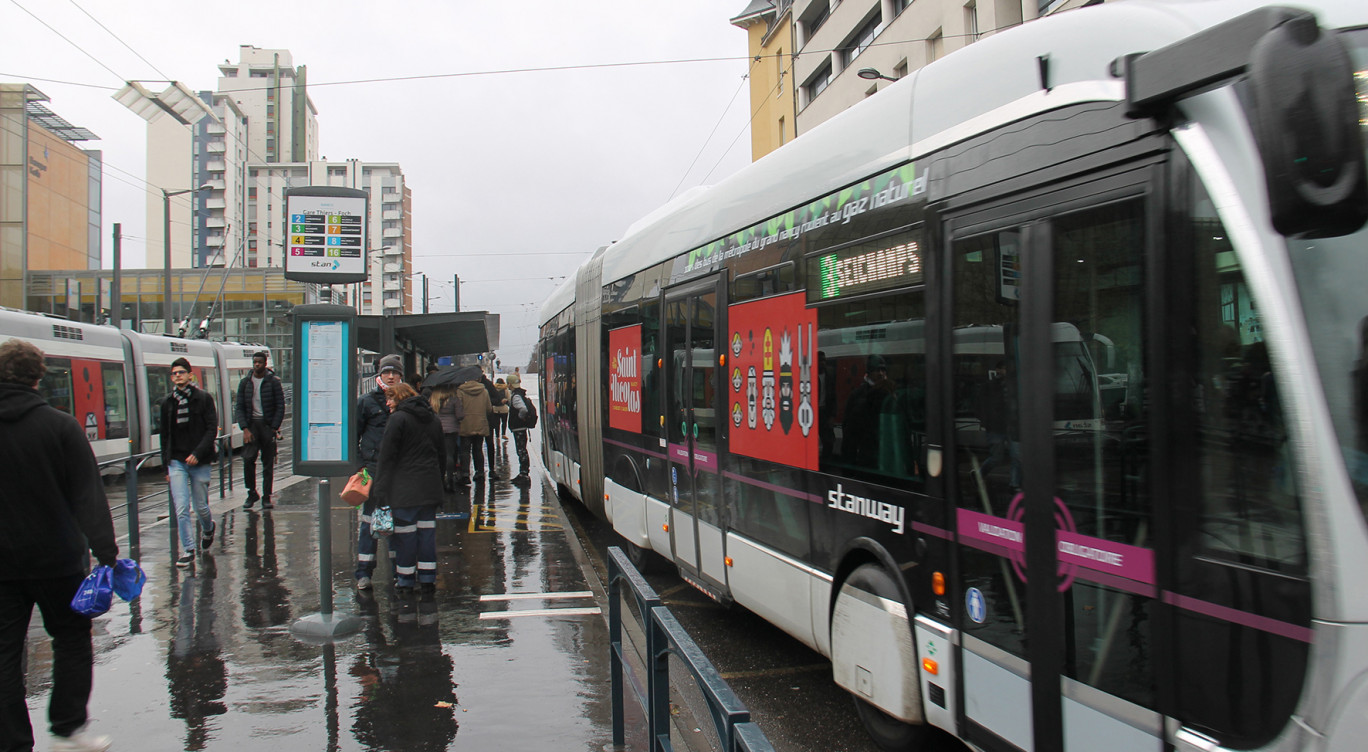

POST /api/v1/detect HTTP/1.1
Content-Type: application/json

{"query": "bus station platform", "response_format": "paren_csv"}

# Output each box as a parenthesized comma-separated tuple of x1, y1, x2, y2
(20, 443, 634, 751)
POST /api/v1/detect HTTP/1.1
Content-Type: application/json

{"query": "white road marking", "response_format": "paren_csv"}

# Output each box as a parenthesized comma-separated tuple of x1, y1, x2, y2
(479, 591, 593, 602)
(479, 607, 602, 620)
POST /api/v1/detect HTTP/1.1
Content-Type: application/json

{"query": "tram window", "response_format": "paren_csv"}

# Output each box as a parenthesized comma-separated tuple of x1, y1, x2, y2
(147, 366, 171, 435)
(642, 297, 662, 439)
(733, 263, 797, 303)
(102, 363, 128, 440)
(1051, 199, 1154, 709)
(39, 357, 73, 416)
(816, 291, 927, 485)
(200, 368, 219, 407)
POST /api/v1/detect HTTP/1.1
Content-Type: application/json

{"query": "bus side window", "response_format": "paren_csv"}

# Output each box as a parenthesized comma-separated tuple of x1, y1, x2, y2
(102, 363, 129, 439)
(148, 367, 171, 435)
(39, 357, 74, 416)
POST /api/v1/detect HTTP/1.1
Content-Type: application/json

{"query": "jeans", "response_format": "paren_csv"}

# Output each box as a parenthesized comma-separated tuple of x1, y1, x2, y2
(442, 433, 459, 484)
(242, 418, 278, 498)
(459, 434, 486, 478)
(0, 575, 93, 751)
(512, 429, 530, 477)
(390, 506, 437, 588)
(168, 460, 213, 552)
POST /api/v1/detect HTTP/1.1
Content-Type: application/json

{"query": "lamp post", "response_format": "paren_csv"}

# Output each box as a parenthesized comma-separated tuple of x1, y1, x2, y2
(162, 184, 210, 335)
(857, 67, 899, 83)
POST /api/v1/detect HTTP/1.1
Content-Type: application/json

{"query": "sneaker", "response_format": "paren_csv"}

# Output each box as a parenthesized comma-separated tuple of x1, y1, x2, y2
(51, 724, 111, 752)
(356, 576, 372, 591)
(175, 552, 195, 568)
(201, 522, 216, 549)
(261, 495, 274, 509)
(244, 490, 259, 509)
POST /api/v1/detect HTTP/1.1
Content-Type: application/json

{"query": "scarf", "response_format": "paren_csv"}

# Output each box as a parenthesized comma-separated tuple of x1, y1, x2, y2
(175, 386, 193, 424)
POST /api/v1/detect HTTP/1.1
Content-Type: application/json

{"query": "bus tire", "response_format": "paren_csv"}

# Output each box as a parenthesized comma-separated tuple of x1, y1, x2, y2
(621, 535, 654, 575)
(839, 563, 930, 752)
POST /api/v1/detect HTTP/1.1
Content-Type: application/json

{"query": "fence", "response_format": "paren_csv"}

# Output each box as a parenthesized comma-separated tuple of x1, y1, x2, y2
(98, 434, 239, 553)
(607, 546, 775, 752)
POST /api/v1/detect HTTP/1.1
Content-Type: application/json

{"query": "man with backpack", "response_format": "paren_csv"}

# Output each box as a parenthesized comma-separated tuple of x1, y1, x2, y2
(506, 374, 536, 486)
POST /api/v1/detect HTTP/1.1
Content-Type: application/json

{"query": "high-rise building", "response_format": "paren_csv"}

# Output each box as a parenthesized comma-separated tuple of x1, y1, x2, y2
(216, 46, 319, 165)
(248, 160, 412, 314)
(0, 83, 102, 309)
(736, 0, 1088, 159)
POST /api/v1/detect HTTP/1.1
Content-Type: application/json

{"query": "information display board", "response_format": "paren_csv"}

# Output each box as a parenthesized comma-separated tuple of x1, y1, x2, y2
(292, 304, 357, 477)
(284, 187, 369, 284)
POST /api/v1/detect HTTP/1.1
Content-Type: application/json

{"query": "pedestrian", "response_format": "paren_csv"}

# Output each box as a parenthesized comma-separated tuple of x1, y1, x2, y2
(161, 357, 219, 568)
(480, 373, 503, 473)
(235, 350, 284, 510)
(0, 339, 118, 752)
(455, 377, 493, 484)
(354, 353, 402, 591)
(429, 385, 462, 491)
(371, 382, 445, 596)
(492, 378, 510, 438)
(507, 373, 533, 486)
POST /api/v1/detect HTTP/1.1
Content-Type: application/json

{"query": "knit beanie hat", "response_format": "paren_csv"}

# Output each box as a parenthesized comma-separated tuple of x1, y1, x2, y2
(378, 354, 403, 374)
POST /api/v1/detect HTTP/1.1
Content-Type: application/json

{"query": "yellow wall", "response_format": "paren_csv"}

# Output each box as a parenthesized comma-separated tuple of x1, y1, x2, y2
(745, 15, 796, 162)
(26, 123, 91, 271)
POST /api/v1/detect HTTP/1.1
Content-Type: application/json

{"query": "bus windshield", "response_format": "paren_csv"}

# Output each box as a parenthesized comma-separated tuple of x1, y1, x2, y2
(1285, 28, 1368, 522)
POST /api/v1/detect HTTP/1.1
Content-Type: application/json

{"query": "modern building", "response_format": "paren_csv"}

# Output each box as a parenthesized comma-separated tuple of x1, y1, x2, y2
(216, 46, 319, 166)
(734, 0, 1090, 160)
(0, 83, 102, 309)
(248, 159, 412, 314)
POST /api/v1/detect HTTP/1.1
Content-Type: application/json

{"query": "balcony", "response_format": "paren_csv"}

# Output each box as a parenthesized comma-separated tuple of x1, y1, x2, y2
(206, 217, 226, 228)
(205, 179, 226, 190)
(206, 161, 227, 173)
(383, 281, 402, 292)
(382, 298, 402, 309)
(206, 141, 226, 154)
(206, 235, 225, 247)
(382, 210, 400, 221)
(382, 263, 403, 275)
(206, 198, 226, 210)
(384, 245, 404, 256)
(383, 226, 402, 238)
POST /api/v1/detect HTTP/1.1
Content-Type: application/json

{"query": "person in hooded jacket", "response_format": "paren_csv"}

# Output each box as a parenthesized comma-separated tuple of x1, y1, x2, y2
(455, 378, 493, 483)
(506, 373, 533, 486)
(371, 383, 445, 595)
(354, 354, 402, 591)
(0, 339, 118, 752)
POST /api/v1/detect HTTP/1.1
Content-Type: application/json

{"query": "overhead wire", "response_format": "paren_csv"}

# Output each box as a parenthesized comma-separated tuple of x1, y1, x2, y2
(7, 0, 126, 83)
(65, 0, 172, 81)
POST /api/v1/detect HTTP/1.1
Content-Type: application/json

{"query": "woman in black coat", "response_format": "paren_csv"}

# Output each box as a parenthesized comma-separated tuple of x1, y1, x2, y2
(371, 383, 446, 595)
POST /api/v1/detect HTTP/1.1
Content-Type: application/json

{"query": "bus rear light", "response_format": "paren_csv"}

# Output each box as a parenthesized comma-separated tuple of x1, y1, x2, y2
(932, 571, 945, 596)
(604, 493, 610, 501)
(718, 354, 726, 366)
(922, 658, 939, 675)
(724, 556, 733, 567)
(663, 523, 669, 532)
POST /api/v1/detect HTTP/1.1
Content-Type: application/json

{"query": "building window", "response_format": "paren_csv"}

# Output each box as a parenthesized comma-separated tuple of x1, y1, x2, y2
(893, 0, 910, 14)
(927, 28, 944, 63)
(965, 1, 979, 42)
(250, 70, 270, 78)
(266, 105, 274, 116)
(842, 13, 882, 68)
(804, 60, 833, 105)
(778, 116, 786, 146)
(894, 59, 909, 79)
(801, 2, 830, 43)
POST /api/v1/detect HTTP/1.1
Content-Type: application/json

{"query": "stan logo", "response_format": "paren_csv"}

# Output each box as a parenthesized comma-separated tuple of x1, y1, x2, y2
(827, 483, 905, 534)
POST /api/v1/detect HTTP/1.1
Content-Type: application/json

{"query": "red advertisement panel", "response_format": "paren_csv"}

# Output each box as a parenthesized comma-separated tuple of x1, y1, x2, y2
(727, 292, 818, 470)
(608, 325, 643, 433)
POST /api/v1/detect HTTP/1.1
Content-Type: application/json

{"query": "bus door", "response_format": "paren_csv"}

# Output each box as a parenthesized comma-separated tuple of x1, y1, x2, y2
(945, 172, 1161, 752)
(662, 276, 728, 593)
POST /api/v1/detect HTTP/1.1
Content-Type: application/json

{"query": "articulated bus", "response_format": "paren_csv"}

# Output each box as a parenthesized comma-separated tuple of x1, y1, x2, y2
(0, 308, 268, 466)
(538, 2, 1368, 751)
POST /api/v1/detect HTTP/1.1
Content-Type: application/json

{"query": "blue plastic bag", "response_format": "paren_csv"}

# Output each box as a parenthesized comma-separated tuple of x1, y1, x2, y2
(70, 566, 114, 617)
(110, 559, 146, 601)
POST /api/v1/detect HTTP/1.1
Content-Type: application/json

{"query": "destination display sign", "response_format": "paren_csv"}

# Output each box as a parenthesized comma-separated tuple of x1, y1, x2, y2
(283, 187, 369, 283)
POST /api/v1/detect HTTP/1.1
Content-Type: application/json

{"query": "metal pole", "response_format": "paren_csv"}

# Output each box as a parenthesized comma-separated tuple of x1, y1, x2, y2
(112, 223, 122, 328)
(125, 454, 139, 553)
(318, 478, 333, 616)
(422, 274, 428, 314)
(163, 190, 173, 335)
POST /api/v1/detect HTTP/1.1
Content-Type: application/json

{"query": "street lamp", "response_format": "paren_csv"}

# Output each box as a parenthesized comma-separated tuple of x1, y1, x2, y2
(162, 184, 211, 335)
(857, 67, 898, 82)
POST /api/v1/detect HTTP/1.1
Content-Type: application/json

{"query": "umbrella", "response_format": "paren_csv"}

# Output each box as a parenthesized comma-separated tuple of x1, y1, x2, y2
(423, 364, 483, 389)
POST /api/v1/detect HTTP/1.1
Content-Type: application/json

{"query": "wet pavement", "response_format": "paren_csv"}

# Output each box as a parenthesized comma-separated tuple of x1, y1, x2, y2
(20, 433, 627, 751)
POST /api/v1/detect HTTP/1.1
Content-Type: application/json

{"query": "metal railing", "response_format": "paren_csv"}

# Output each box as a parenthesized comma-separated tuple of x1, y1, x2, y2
(607, 546, 775, 752)
(97, 434, 238, 553)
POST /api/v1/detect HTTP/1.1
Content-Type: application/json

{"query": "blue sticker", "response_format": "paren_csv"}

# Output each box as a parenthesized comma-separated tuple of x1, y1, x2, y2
(966, 587, 986, 624)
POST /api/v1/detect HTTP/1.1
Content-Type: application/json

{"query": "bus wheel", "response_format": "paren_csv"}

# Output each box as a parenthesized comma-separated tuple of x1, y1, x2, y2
(621, 536, 654, 575)
(840, 563, 931, 752)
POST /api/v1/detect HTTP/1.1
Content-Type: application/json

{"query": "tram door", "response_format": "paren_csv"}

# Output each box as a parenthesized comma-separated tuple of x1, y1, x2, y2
(662, 276, 728, 592)
(945, 175, 1161, 752)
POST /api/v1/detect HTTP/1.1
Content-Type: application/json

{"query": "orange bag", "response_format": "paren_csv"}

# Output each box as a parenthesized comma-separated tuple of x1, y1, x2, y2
(341, 468, 371, 506)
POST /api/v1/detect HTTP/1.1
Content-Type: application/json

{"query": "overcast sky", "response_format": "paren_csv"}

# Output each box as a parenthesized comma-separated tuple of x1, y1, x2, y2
(1, 0, 755, 367)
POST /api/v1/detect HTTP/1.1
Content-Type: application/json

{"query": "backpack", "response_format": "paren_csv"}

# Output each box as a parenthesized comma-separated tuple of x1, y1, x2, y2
(514, 391, 538, 429)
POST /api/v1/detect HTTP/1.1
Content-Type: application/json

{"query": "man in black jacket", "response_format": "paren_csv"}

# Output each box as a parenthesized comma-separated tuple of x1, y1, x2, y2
(353, 354, 402, 590)
(235, 351, 284, 510)
(160, 357, 219, 568)
(0, 339, 117, 752)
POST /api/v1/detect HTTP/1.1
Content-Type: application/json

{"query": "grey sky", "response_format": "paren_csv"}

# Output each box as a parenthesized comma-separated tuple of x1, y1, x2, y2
(2, 0, 754, 367)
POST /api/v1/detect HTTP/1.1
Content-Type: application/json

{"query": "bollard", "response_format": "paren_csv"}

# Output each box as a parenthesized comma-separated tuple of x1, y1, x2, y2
(318, 478, 333, 616)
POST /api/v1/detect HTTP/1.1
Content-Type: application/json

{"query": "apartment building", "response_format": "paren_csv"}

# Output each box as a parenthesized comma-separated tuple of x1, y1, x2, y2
(249, 160, 412, 314)
(736, 0, 1091, 160)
